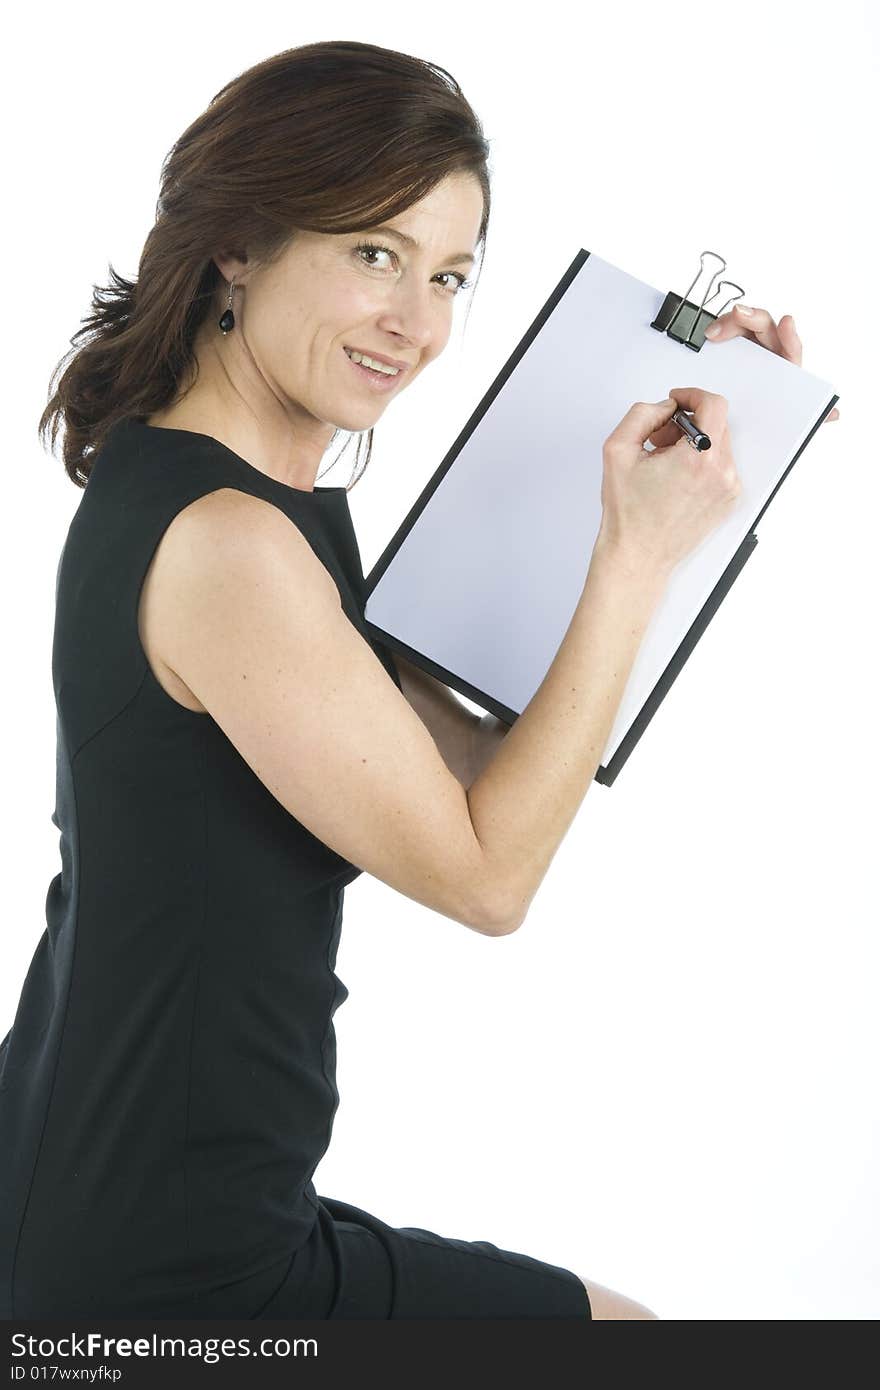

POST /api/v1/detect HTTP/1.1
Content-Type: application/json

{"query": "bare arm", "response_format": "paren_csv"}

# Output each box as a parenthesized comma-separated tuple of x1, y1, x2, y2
(466, 539, 668, 929)
(161, 489, 665, 938)
(158, 489, 510, 936)
(392, 652, 512, 789)
(469, 713, 513, 784)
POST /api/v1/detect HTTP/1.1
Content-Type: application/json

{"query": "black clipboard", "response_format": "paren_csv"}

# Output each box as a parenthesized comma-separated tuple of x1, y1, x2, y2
(363, 248, 838, 786)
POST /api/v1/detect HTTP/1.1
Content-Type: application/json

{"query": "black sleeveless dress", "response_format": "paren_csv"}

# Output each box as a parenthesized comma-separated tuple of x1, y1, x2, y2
(0, 417, 590, 1320)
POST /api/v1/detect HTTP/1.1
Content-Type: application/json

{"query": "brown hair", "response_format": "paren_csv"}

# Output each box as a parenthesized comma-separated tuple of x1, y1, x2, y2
(39, 40, 492, 489)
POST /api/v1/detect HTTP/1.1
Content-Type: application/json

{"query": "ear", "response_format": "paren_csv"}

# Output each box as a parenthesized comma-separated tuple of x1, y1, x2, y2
(212, 251, 251, 286)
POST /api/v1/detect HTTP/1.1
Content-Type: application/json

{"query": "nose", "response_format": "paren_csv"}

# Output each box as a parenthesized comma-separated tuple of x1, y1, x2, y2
(378, 282, 436, 355)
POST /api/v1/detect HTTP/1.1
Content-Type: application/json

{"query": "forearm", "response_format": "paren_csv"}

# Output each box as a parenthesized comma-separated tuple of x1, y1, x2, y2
(466, 541, 669, 928)
(468, 713, 513, 787)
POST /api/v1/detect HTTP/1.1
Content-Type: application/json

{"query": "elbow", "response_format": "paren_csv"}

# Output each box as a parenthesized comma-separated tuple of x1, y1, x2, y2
(479, 894, 525, 938)
(489, 915, 523, 937)
(465, 833, 526, 938)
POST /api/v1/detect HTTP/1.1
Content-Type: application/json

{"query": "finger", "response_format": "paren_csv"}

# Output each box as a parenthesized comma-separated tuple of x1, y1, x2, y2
(778, 314, 803, 366)
(606, 397, 680, 451)
(666, 386, 728, 442)
(657, 396, 839, 439)
(705, 304, 785, 356)
(646, 421, 684, 449)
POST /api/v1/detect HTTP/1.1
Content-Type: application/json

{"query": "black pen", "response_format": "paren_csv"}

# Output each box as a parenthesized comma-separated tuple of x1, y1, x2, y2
(671, 408, 712, 451)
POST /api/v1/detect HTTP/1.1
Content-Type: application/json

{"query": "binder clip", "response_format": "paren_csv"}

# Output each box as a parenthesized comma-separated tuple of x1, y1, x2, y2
(651, 251, 745, 351)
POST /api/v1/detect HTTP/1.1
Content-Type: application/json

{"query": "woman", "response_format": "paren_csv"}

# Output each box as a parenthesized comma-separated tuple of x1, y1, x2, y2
(0, 39, 830, 1322)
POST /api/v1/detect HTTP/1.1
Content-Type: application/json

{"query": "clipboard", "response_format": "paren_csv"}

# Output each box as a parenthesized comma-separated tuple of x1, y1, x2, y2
(362, 249, 838, 786)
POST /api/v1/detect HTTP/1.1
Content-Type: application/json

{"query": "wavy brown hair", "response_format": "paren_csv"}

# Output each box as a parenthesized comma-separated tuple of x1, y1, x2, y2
(39, 40, 492, 489)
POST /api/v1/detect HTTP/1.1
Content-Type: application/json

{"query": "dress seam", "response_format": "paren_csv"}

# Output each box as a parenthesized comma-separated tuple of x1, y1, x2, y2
(9, 733, 83, 1318)
(68, 664, 150, 768)
(323, 893, 343, 1133)
(182, 717, 210, 1279)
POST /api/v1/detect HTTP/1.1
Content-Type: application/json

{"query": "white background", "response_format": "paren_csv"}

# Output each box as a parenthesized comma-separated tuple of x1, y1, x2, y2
(3, 1, 876, 1320)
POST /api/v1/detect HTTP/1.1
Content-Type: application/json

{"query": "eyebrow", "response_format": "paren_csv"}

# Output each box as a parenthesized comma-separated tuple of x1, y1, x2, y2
(361, 224, 476, 267)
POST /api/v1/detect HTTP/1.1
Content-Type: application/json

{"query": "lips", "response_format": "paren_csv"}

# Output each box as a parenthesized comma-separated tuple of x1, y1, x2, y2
(343, 346, 411, 373)
(343, 346, 405, 392)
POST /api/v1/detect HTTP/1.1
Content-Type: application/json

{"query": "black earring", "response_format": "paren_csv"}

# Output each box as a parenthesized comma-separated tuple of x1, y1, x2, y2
(218, 278, 236, 334)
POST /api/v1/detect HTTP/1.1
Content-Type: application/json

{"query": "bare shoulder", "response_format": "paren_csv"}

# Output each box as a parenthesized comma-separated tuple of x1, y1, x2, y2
(138, 487, 337, 713)
(163, 486, 334, 572)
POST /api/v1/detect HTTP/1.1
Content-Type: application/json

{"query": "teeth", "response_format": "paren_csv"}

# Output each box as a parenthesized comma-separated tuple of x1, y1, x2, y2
(345, 348, 400, 376)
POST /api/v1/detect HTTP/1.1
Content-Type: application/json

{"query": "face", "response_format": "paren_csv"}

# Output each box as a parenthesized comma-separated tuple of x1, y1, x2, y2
(215, 172, 484, 445)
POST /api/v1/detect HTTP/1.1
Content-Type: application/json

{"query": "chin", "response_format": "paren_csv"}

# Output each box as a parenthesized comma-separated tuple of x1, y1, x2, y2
(330, 406, 386, 431)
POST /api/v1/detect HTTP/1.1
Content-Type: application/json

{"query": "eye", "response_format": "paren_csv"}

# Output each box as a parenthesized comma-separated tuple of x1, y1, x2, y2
(354, 241, 396, 272)
(436, 270, 473, 294)
(353, 242, 472, 296)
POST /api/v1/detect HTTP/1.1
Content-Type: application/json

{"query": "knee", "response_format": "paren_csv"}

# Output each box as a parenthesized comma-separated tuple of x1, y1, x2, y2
(580, 1276, 660, 1320)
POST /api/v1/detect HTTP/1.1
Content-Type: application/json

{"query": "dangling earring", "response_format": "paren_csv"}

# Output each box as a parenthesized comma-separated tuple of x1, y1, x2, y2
(218, 278, 236, 334)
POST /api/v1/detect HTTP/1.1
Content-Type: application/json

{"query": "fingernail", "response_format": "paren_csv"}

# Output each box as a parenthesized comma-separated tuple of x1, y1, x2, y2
(737, 304, 754, 316)
(790, 316, 798, 336)
(704, 322, 721, 338)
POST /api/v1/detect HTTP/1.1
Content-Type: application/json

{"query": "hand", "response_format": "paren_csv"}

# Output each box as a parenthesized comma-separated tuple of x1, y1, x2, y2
(704, 304, 840, 423)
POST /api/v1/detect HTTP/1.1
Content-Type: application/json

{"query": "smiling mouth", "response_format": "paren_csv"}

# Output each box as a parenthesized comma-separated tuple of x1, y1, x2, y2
(343, 346, 404, 377)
